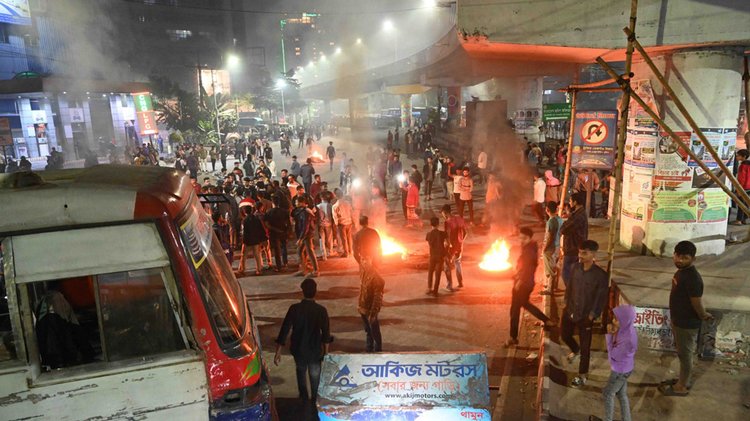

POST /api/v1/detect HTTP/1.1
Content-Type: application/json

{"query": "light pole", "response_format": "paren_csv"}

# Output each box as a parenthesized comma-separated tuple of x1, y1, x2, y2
(383, 19, 398, 62)
(211, 70, 221, 144)
(276, 78, 287, 124)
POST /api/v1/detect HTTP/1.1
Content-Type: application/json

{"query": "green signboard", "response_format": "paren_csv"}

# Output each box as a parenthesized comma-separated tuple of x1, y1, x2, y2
(543, 103, 572, 122)
(133, 92, 154, 113)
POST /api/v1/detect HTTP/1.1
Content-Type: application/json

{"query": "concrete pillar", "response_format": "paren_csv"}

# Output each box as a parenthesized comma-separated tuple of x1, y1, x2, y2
(513, 76, 543, 136)
(400, 94, 412, 128)
(619, 47, 743, 256)
(447, 86, 461, 126)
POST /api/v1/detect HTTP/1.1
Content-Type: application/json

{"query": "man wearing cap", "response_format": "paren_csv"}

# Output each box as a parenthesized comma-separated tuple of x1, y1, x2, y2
(275, 278, 332, 403)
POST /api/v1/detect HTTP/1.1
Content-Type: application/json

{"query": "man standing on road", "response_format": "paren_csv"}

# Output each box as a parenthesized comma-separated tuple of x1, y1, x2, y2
(560, 192, 589, 289)
(332, 191, 354, 258)
(533, 173, 547, 224)
(300, 158, 316, 193)
(353, 216, 382, 269)
(265, 196, 290, 272)
(731, 149, 750, 225)
(441, 204, 467, 290)
(658, 240, 713, 396)
(292, 196, 319, 277)
(504, 227, 554, 348)
(423, 156, 436, 201)
(425, 216, 448, 296)
(290, 155, 301, 178)
(275, 278, 332, 404)
(326, 141, 336, 171)
(353, 216, 384, 353)
(541, 202, 563, 295)
(561, 239, 609, 387)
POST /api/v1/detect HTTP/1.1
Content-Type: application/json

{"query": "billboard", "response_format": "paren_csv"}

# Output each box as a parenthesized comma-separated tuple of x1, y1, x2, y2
(0, 1, 31, 26)
(318, 353, 490, 421)
(132, 92, 158, 136)
(542, 103, 572, 122)
(200, 69, 231, 96)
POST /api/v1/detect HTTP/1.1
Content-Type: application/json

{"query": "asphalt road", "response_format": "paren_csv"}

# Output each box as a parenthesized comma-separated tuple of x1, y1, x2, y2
(236, 127, 544, 420)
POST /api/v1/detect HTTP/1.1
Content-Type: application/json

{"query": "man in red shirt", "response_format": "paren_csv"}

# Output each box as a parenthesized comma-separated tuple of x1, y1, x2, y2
(441, 204, 467, 290)
(731, 149, 750, 225)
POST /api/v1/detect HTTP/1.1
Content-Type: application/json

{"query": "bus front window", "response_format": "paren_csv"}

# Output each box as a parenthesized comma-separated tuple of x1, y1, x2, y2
(179, 203, 249, 347)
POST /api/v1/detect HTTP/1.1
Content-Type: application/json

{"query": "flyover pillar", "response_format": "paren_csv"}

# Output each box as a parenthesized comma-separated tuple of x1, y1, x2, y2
(513, 76, 543, 138)
(619, 47, 744, 256)
(446, 87, 462, 127)
(400, 94, 412, 128)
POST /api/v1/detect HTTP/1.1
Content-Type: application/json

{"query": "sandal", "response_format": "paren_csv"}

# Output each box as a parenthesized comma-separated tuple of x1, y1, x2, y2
(658, 384, 689, 396)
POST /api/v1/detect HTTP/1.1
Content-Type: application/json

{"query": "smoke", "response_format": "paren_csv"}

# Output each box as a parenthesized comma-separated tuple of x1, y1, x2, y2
(39, 0, 136, 83)
(476, 115, 533, 236)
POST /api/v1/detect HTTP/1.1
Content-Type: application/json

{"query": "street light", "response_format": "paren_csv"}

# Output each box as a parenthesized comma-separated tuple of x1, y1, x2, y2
(422, 0, 437, 8)
(226, 53, 240, 70)
(335, 47, 342, 55)
(356, 38, 362, 45)
(382, 19, 398, 62)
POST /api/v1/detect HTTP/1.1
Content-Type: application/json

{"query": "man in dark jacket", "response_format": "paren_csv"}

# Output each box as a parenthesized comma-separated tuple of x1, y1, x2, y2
(274, 278, 332, 402)
(265, 196, 291, 271)
(562, 239, 608, 387)
(358, 258, 384, 353)
(560, 192, 589, 289)
(504, 227, 553, 348)
(352, 216, 382, 269)
(237, 202, 268, 275)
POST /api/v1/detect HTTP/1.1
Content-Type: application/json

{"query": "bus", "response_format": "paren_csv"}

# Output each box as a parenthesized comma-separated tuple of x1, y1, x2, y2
(0, 166, 276, 420)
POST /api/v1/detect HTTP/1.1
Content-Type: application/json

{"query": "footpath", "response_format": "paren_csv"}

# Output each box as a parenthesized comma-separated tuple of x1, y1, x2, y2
(538, 219, 750, 421)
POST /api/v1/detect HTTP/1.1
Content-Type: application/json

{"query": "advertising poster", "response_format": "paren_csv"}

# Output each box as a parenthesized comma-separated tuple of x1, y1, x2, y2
(696, 190, 729, 223)
(0, 117, 12, 146)
(621, 166, 651, 221)
(542, 103, 572, 122)
(628, 80, 659, 130)
(318, 353, 490, 421)
(571, 110, 617, 169)
(0, 1, 31, 26)
(634, 307, 675, 351)
(687, 128, 736, 168)
(649, 190, 697, 223)
(514, 108, 541, 132)
(625, 129, 657, 168)
(691, 166, 728, 189)
(654, 131, 692, 190)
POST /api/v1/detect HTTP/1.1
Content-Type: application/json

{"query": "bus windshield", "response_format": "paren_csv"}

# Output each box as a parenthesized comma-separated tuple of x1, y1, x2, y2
(178, 201, 248, 347)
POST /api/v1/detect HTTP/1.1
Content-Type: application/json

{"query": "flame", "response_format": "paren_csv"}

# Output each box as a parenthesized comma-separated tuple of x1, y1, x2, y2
(479, 239, 512, 272)
(377, 231, 408, 260)
(310, 150, 325, 162)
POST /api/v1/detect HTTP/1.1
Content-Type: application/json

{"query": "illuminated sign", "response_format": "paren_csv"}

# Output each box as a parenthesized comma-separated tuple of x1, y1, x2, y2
(0, 0, 31, 26)
(132, 92, 158, 135)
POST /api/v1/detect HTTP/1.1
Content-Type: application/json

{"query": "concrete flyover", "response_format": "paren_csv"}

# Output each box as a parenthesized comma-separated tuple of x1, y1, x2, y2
(301, 0, 750, 100)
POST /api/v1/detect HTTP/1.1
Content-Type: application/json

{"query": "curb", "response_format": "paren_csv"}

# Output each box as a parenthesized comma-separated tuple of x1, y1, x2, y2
(536, 289, 553, 420)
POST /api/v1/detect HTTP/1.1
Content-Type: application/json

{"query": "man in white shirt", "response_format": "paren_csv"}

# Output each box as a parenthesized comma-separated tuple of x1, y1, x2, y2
(287, 175, 300, 198)
(533, 173, 547, 224)
(477, 150, 488, 184)
(458, 168, 475, 224)
(332, 191, 354, 257)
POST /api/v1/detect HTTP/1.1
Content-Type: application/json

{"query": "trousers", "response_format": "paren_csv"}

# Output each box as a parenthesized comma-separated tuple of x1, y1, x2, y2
(561, 315, 594, 374)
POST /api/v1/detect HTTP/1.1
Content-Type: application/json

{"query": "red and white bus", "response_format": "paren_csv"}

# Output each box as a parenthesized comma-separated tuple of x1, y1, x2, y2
(0, 166, 276, 420)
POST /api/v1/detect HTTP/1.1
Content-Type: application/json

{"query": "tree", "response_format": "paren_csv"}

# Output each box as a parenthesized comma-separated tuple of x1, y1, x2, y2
(150, 75, 206, 132)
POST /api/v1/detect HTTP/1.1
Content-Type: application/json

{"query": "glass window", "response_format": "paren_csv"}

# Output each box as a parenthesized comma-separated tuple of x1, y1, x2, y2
(97, 269, 184, 362)
(20, 268, 185, 370)
(0, 239, 18, 362)
(178, 202, 249, 347)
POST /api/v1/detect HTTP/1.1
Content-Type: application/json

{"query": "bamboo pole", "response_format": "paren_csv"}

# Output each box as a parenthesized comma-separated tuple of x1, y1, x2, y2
(567, 78, 618, 90)
(602, 0, 639, 324)
(597, 57, 750, 219)
(559, 90, 578, 209)
(557, 87, 622, 93)
(623, 27, 750, 214)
